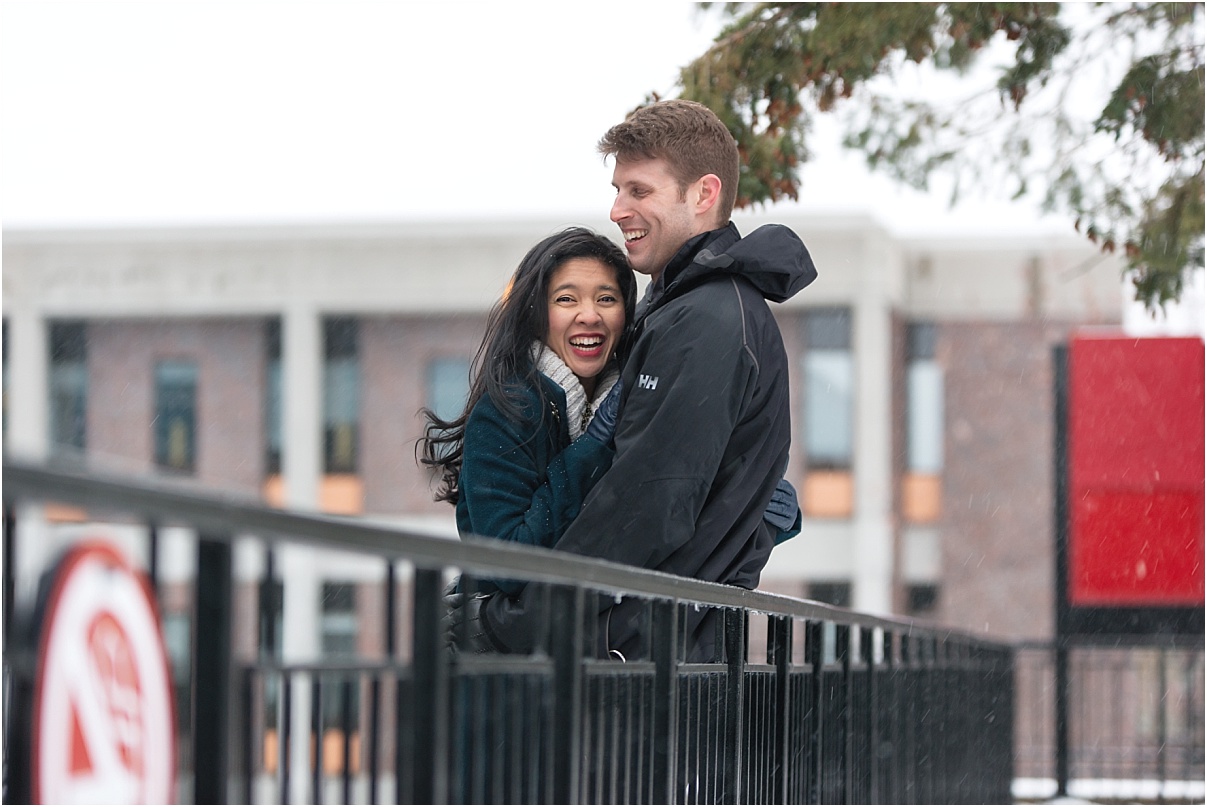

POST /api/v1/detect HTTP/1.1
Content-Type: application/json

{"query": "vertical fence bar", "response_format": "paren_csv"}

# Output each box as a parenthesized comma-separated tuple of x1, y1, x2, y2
(836, 623, 851, 805)
(2, 497, 17, 805)
(805, 620, 824, 804)
(242, 667, 256, 805)
(367, 673, 381, 805)
(883, 627, 893, 805)
(4, 497, 29, 806)
(381, 559, 396, 804)
(651, 598, 678, 805)
(901, 632, 914, 804)
(722, 608, 745, 803)
(147, 519, 160, 598)
(933, 637, 946, 803)
(940, 639, 954, 803)
(3, 500, 15, 657)
(1055, 642, 1071, 798)
(951, 641, 966, 803)
(340, 678, 353, 805)
(281, 674, 293, 804)
(863, 626, 878, 804)
(999, 645, 1017, 804)
(550, 584, 584, 804)
(255, 545, 276, 805)
(770, 615, 792, 805)
(411, 568, 448, 804)
(1052, 343, 1072, 800)
(311, 676, 323, 804)
(193, 535, 233, 804)
(922, 635, 936, 804)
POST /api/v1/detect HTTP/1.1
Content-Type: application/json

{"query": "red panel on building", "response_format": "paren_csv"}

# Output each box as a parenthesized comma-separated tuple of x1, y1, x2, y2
(1068, 335, 1205, 607)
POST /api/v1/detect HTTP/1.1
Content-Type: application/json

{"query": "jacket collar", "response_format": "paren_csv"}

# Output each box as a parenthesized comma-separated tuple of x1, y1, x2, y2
(640, 223, 741, 315)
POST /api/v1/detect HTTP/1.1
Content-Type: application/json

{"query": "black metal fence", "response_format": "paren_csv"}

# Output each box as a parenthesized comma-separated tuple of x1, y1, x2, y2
(5, 458, 1014, 803)
(1012, 640, 1205, 803)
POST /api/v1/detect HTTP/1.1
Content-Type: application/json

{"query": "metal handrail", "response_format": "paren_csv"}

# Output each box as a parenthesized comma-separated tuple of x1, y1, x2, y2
(2, 456, 996, 644)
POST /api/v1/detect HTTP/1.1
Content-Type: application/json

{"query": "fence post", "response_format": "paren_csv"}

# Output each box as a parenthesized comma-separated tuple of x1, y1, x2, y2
(193, 535, 233, 804)
(147, 520, 160, 599)
(411, 568, 448, 804)
(863, 626, 878, 805)
(998, 646, 1017, 804)
(651, 598, 678, 805)
(722, 608, 746, 803)
(1055, 643, 1070, 798)
(836, 623, 852, 805)
(805, 620, 824, 804)
(3, 497, 30, 805)
(882, 631, 898, 804)
(770, 615, 792, 804)
(900, 632, 915, 803)
(550, 584, 584, 804)
(3, 502, 15, 660)
(920, 635, 936, 804)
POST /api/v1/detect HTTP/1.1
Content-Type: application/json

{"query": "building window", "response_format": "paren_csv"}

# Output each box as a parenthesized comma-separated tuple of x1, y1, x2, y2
(427, 357, 471, 422)
(50, 321, 88, 454)
(903, 322, 943, 523)
(425, 357, 471, 461)
(802, 309, 854, 518)
(154, 360, 197, 473)
(320, 582, 359, 730)
(323, 318, 359, 474)
(265, 318, 282, 475)
(807, 580, 852, 608)
(906, 583, 939, 616)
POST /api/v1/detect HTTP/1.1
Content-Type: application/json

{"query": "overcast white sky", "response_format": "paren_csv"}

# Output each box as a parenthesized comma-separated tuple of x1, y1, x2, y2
(1, 0, 1084, 237)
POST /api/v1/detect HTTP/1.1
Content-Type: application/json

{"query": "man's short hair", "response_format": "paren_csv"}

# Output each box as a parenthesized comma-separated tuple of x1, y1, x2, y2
(598, 99, 740, 225)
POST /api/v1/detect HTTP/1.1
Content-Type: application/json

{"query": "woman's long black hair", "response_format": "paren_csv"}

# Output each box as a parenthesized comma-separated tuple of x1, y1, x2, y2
(417, 227, 636, 504)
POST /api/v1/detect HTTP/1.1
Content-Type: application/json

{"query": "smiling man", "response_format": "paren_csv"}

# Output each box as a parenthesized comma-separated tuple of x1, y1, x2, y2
(471, 99, 818, 662)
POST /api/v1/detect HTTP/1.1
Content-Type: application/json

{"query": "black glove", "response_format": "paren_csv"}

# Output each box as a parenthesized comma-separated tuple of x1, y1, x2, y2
(442, 580, 498, 655)
(764, 478, 801, 536)
(584, 378, 623, 446)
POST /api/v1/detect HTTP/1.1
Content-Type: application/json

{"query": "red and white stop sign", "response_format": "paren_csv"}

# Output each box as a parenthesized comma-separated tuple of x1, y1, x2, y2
(32, 541, 176, 804)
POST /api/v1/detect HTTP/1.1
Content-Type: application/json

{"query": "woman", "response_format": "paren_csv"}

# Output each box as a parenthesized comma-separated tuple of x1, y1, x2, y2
(418, 227, 637, 596)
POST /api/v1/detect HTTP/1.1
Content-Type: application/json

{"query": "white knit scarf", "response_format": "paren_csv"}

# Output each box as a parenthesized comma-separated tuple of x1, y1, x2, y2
(531, 342, 619, 440)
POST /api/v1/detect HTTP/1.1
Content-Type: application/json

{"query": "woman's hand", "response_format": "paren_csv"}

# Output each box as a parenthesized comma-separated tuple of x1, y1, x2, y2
(584, 379, 624, 447)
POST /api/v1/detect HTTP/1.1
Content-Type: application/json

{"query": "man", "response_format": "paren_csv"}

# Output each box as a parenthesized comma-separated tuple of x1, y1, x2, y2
(462, 99, 816, 662)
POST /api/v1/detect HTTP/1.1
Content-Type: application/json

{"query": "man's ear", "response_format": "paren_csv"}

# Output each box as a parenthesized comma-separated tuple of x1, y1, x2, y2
(693, 174, 722, 219)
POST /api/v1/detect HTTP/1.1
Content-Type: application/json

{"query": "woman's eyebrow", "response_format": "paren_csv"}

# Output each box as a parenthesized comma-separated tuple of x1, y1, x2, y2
(550, 282, 620, 294)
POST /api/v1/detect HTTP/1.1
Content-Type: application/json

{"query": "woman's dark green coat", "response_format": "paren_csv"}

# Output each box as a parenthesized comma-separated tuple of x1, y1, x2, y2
(455, 373, 613, 596)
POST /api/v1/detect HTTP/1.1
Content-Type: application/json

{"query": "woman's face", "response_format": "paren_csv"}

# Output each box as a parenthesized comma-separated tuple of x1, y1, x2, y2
(545, 257, 626, 396)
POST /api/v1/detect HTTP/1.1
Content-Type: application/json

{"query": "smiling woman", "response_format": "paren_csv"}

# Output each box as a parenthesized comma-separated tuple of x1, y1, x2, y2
(416, 227, 636, 594)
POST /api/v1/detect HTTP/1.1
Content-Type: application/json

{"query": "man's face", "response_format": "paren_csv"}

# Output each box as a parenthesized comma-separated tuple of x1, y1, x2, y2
(610, 157, 708, 282)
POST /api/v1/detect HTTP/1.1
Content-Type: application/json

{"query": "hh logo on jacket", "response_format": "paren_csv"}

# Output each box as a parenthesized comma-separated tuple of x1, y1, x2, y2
(637, 373, 659, 391)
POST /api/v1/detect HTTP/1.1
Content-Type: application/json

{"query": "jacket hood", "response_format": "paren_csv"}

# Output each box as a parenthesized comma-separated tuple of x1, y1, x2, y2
(657, 222, 817, 305)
